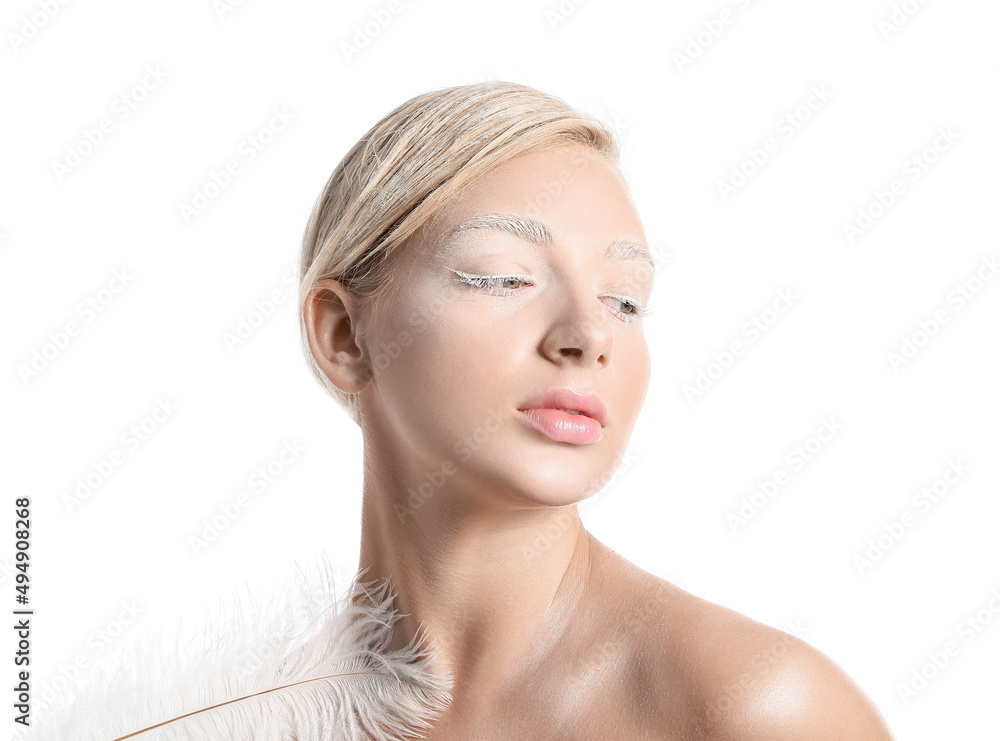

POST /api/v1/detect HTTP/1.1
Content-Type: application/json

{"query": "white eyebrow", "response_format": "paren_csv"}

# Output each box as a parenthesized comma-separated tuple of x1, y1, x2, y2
(446, 213, 655, 271)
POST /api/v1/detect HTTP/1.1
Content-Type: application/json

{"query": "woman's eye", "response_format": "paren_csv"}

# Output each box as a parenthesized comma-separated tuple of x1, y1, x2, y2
(478, 275, 530, 295)
(497, 276, 527, 290)
(445, 268, 650, 323)
(446, 268, 531, 295)
(604, 293, 652, 323)
(613, 297, 637, 313)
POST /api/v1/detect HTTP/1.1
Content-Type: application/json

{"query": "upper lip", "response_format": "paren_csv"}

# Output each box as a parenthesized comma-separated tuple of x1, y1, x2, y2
(518, 388, 608, 426)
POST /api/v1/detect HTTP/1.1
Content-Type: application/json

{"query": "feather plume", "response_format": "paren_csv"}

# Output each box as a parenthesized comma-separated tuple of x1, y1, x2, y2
(19, 553, 453, 741)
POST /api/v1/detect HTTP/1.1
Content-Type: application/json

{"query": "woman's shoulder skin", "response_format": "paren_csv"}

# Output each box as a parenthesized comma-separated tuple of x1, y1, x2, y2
(585, 535, 896, 740)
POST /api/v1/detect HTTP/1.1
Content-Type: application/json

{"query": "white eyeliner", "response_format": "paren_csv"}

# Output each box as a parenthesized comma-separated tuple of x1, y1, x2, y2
(445, 267, 652, 322)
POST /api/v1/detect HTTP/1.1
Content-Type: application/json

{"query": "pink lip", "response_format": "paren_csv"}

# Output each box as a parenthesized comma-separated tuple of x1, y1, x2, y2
(517, 388, 607, 445)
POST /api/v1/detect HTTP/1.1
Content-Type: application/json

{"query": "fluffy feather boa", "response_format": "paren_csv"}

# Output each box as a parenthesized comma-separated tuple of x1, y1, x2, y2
(19, 555, 454, 740)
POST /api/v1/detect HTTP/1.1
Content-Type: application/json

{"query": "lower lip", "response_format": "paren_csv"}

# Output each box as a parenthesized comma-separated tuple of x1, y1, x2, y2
(518, 408, 603, 445)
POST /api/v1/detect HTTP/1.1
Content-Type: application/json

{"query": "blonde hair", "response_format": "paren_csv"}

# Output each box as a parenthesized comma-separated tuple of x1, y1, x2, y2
(297, 80, 621, 426)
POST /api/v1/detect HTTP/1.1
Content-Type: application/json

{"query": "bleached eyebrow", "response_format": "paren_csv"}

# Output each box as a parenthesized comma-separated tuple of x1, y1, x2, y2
(446, 213, 655, 270)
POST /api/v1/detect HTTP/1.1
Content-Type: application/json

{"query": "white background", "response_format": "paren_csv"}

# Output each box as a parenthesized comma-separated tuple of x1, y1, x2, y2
(3, 0, 999, 738)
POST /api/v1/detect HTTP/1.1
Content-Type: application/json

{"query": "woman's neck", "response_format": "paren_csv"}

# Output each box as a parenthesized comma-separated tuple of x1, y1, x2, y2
(354, 467, 594, 703)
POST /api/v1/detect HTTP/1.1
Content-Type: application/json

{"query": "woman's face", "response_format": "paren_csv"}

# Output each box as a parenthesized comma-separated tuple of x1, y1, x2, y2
(357, 143, 653, 509)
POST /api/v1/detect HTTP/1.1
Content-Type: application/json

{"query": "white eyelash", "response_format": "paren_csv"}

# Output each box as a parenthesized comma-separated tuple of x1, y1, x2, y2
(446, 268, 531, 296)
(603, 292, 654, 323)
(445, 268, 653, 324)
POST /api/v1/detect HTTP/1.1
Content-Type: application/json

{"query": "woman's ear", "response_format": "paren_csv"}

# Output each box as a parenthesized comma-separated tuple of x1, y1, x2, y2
(303, 278, 371, 394)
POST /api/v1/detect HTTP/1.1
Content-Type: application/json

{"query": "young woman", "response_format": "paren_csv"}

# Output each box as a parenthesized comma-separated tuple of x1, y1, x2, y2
(297, 80, 896, 739)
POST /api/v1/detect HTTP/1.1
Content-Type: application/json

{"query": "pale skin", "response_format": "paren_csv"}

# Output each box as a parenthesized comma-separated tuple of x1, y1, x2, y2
(303, 144, 896, 739)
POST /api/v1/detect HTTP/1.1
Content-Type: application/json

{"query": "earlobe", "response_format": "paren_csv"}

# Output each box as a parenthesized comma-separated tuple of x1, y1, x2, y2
(303, 279, 371, 394)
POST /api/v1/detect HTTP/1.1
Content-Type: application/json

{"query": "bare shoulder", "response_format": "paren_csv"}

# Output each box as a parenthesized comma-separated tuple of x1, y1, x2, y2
(586, 537, 896, 740)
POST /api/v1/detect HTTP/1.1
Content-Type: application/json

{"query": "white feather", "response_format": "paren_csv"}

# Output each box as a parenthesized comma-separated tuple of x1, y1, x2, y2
(19, 554, 453, 741)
